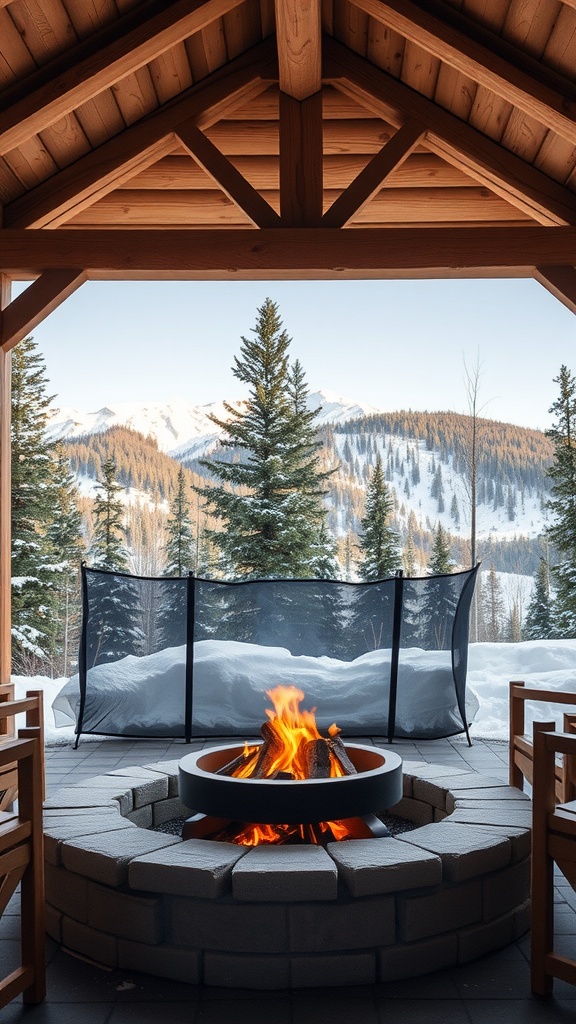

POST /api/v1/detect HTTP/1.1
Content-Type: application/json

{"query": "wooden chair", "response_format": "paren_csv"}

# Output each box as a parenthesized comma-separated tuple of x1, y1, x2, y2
(531, 726, 576, 995)
(0, 692, 46, 1007)
(509, 680, 576, 802)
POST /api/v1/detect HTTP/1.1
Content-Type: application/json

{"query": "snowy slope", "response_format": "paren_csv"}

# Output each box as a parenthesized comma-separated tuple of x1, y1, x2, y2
(46, 390, 384, 457)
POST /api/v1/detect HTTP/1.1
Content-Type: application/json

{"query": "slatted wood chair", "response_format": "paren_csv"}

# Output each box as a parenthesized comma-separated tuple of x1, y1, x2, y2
(0, 687, 45, 810)
(0, 692, 45, 1007)
(531, 726, 576, 995)
(509, 681, 576, 802)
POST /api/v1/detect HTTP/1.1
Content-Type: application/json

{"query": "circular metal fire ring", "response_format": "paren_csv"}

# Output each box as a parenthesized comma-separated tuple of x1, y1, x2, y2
(178, 743, 403, 825)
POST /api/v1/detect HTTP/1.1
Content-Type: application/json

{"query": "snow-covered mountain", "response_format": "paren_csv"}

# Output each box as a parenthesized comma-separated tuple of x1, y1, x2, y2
(46, 390, 384, 460)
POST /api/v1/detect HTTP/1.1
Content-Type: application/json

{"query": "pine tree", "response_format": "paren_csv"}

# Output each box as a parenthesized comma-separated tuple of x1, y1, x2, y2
(524, 557, 553, 639)
(545, 365, 576, 635)
(163, 466, 195, 576)
(197, 299, 334, 579)
(87, 458, 144, 665)
(402, 526, 418, 577)
(90, 457, 129, 570)
(357, 454, 401, 581)
(481, 565, 505, 642)
(45, 446, 85, 676)
(428, 522, 455, 574)
(11, 336, 61, 672)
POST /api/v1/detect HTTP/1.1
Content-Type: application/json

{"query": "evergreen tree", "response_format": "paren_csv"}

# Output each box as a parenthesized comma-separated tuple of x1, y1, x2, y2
(11, 336, 61, 672)
(524, 557, 553, 640)
(428, 522, 455, 574)
(197, 299, 334, 579)
(506, 601, 522, 643)
(357, 454, 401, 581)
(545, 365, 576, 635)
(45, 446, 85, 676)
(87, 458, 144, 665)
(90, 457, 129, 570)
(402, 526, 418, 577)
(481, 565, 505, 642)
(163, 466, 195, 576)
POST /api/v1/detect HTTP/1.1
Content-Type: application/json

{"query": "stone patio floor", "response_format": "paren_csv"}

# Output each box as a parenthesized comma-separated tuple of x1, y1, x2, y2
(3, 733, 576, 1023)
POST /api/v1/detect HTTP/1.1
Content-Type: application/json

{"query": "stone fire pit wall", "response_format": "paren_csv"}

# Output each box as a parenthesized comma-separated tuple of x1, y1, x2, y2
(43, 760, 531, 989)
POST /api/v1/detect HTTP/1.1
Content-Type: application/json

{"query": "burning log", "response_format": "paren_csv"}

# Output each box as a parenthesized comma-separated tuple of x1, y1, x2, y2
(302, 738, 332, 778)
(328, 736, 358, 775)
(252, 722, 285, 778)
(216, 748, 259, 776)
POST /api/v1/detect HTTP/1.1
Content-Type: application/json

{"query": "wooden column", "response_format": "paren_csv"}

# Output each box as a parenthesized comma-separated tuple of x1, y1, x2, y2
(0, 275, 11, 693)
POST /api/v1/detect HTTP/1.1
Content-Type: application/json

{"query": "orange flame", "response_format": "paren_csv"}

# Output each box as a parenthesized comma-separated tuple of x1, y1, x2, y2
(224, 686, 358, 845)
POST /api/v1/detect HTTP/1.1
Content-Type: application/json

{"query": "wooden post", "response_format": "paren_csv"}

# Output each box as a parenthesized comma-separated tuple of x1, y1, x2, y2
(531, 726, 558, 996)
(509, 680, 525, 789)
(0, 275, 11, 725)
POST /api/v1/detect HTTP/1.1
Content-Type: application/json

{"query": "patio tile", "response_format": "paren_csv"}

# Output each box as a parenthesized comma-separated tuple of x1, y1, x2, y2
(375, 998, 470, 1023)
(451, 957, 531, 999)
(292, 988, 380, 1024)
(464, 998, 576, 1022)
(196, 996, 290, 1024)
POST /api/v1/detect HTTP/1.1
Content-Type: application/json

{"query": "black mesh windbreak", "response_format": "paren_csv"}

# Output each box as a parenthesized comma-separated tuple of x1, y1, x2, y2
(60, 564, 479, 744)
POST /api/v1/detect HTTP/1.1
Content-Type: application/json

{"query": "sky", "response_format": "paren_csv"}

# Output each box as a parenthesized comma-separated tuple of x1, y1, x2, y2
(13, 275, 576, 432)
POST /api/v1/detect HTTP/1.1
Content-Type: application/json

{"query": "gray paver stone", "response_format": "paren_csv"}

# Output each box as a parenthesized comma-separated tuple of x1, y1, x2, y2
(204, 952, 290, 990)
(290, 952, 375, 988)
(232, 845, 338, 902)
(87, 881, 164, 942)
(152, 795, 191, 826)
(171, 898, 289, 953)
(327, 836, 442, 895)
(45, 862, 89, 921)
(289, 896, 395, 952)
(61, 829, 180, 886)
(447, 804, 532, 828)
(45, 903, 62, 944)
(388, 796, 434, 825)
(103, 767, 169, 806)
(482, 858, 531, 921)
(119, 939, 201, 984)
(397, 822, 511, 881)
(458, 911, 515, 962)
(130, 838, 247, 898)
(62, 917, 118, 968)
(143, 760, 182, 797)
(379, 932, 458, 981)
(44, 786, 124, 812)
(398, 878, 482, 942)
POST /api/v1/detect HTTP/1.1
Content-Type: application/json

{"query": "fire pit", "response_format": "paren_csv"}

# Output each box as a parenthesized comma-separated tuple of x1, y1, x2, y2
(179, 742, 402, 826)
(179, 686, 402, 844)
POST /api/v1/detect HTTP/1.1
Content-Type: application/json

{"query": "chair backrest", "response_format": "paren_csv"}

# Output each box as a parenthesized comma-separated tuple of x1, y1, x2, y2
(509, 680, 576, 803)
(531, 725, 576, 994)
(0, 705, 45, 1007)
(0, 689, 44, 809)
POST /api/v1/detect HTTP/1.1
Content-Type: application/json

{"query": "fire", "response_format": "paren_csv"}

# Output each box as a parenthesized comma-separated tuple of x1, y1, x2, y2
(223, 685, 356, 846)
(232, 685, 345, 781)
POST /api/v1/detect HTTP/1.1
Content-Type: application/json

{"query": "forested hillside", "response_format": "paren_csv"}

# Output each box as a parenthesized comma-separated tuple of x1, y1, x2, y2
(64, 410, 553, 580)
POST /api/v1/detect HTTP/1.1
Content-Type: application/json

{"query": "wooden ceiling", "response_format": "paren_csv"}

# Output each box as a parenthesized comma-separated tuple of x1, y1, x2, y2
(1, 0, 576, 338)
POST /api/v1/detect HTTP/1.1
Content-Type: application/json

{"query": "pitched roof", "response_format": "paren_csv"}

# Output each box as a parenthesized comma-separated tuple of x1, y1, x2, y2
(0, 0, 575, 316)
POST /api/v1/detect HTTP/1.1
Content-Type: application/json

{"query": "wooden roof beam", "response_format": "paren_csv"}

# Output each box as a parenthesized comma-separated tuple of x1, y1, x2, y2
(534, 265, 576, 316)
(4, 42, 277, 230)
(0, 0, 248, 156)
(321, 118, 426, 227)
(279, 92, 323, 225)
(175, 122, 281, 227)
(0, 270, 87, 351)
(352, 0, 576, 146)
(324, 38, 576, 227)
(275, 0, 322, 100)
(2, 227, 576, 280)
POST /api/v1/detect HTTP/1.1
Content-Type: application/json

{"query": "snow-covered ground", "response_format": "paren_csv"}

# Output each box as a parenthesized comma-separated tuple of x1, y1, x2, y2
(11, 638, 576, 747)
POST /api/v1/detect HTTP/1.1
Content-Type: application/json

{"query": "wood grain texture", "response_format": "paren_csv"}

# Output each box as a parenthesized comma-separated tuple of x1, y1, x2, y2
(275, 0, 322, 99)
(0, 269, 87, 351)
(0, 276, 10, 690)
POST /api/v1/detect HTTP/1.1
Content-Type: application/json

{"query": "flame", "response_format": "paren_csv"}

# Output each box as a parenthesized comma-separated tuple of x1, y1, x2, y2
(221, 686, 358, 845)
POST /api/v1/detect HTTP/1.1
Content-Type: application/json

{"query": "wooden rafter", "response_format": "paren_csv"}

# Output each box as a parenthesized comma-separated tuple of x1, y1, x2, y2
(174, 121, 282, 228)
(0, 0, 248, 157)
(2, 227, 576, 278)
(0, 271, 87, 352)
(321, 118, 426, 227)
(275, 0, 322, 100)
(4, 42, 277, 230)
(324, 39, 576, 227)
(533, 265, 576, 316)
(352, 0, 576, 146)
(279, 91, 323, 226)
